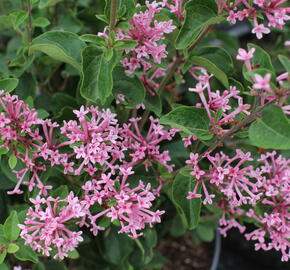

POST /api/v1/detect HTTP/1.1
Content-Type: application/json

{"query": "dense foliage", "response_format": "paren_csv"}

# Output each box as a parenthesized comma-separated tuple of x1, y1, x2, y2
(0, 0, 289, 269)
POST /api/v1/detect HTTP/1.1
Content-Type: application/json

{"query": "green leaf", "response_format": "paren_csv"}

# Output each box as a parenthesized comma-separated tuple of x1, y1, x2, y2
(196, 222, 215, 242)
(51, 93, 78, 114)
(0, 225, 8, 244)
(32, 262, 46, 270)
(80, 34, 106, 45)
(189, 56, 229, 87)
(172, 173, 202, 230)
(195, 46, 234, 76)
(0, 249, 7, 264)
(67, 249, 79, 259)
(8, 154, 17, 170)
(14, 240, 39, 263)
(37, 109, 49, 119)
(39, 0, 63, 9)
(0, 263, 9, 270)
(114, 40, 138, 50)
(143, 91, 162, 116)
(0, 78, 19, 92)
(50, 185, 69, 199)
(103, 227, 133, 264)
(176, 0, 222, 50)
(0, 148, 9, 156)
(80, 46, 116, 104)
(247, 43, 274, 73)
(249, 105, 290, 150)
(3, 211, 20, 241)
(12, 11, 28, 29)
(29, 31, 86, 71)
(0, 15, 13, 30)
(160, 106, 213, 140)
(33, 17, 50, 27)
(113, 66, 145, 108)
(7, 243, 19, 254)
(278, 54, 290, 73)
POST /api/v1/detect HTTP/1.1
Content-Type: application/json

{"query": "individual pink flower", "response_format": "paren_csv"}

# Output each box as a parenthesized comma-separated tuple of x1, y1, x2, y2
(236, 48, 256, 70)
(252, 73, 271, 91)
(236, 48, 256, 61)
(252, 24, 270, 39)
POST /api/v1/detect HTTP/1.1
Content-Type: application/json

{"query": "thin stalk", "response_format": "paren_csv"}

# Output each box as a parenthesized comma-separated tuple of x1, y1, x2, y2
(109, 0, 118, 32)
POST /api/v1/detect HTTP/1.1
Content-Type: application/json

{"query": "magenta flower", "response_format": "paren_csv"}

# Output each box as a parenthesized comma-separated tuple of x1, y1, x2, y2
(19, 192, 85, 259)
(220, 0, 290, 39)
(188, 68, 251, 135)
(121, 116, 178, 172)
(80, 168, 164, 238)
(236, 48, 256, 71)
(253, 73, 272, 91)
(186, 150, 263, 206)
(252, 24, 271, 39)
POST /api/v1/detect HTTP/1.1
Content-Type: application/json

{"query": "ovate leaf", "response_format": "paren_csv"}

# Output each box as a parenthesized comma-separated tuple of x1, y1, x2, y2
(3, 211, 20, 241)
(29, 31, 86, 71)
(0, 78, 19, 92)
(176, 0, 223, 50)
(80, 46, 116, 104)
(113, 66, 145, 108)
(172, 173, 202, 230)
(8, 154, 17, 170)
(14, 240, 39, 263)
(7, 243, 19, 254)
(160, 106, 213, 140)
(33, 17, 50, 28)
(249, 105, 290, 149)
(189, 56, 228, 87)
(195, 46, 234, 76)
(247, 43, 274, 73)
(278, 54, 290, 73)
(39, 0, 63, 9)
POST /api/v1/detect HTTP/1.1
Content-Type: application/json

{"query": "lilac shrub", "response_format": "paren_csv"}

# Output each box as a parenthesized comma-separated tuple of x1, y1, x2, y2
(0, 0, 289, 268)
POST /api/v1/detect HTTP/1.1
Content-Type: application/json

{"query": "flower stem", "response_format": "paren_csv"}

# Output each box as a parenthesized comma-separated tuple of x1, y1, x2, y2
(109, 0, 118, 32)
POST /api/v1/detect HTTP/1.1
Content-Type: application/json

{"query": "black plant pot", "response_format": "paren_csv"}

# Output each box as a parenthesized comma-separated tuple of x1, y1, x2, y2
(217, 228, 290, 270)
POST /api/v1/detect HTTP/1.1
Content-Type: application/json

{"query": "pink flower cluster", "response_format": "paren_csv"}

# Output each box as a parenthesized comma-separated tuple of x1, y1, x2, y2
(0, 92, 179, 258)
(220, 0, 290, 39)
(0, 90, 58, 195)
(186, 150, 290, 261)
(0, 91, 177, 195)
(245, 152, 290, 262)
(163, 0, 184, 20)
(188, 67, 251, 135)
(186, 150, 262, 206)
(117, 1, 176, 94)
(80, 167, 164, 238)
(119, 1, 176, 74)
(19, 192, 85, 259)
(121, 116, 179, 173)
(236, 47, 290, 113)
